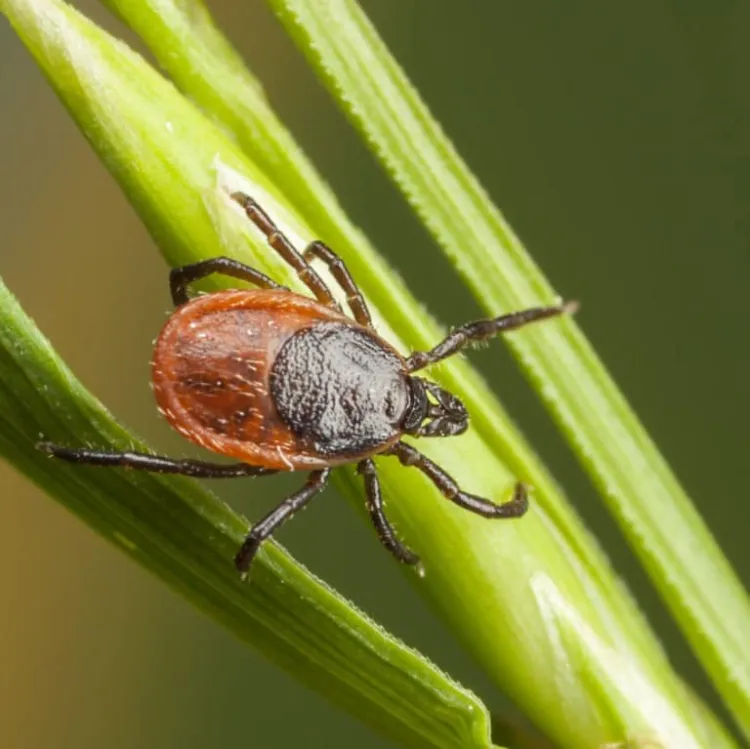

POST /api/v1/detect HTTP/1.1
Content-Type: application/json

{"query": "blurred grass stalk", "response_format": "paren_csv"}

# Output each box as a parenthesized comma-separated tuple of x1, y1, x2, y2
(0, 0, 743, 747)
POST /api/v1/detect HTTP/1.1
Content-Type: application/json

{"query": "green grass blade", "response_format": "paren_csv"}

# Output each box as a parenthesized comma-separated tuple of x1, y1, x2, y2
(0, 0, 739, 746)
(267, 0, 750, 739)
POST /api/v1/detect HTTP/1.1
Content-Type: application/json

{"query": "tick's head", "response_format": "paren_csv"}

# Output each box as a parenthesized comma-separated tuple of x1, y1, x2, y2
(401, 376, 469, 438)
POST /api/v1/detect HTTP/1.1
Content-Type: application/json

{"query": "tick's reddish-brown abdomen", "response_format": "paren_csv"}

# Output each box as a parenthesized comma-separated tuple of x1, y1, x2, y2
(152, 289, 402, 470)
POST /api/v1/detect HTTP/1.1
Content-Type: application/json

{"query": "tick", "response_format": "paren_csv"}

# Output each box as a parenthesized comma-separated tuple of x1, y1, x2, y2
(40, 192, 576, 574)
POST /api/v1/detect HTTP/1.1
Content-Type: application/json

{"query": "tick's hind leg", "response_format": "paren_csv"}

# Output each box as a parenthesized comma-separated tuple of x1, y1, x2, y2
(388, 442, 528, 518)
(358, 459, 420, 566)
(231, 192, 339, 310)
(169, 257, 286, 307)
(304, 241, 373, 327)
(234, 468, 331, 575)
(38, 443, 279, 478)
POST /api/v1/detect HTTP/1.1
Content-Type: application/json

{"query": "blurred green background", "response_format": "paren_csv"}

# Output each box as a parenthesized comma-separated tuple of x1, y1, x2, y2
(1, 2, 749, 747)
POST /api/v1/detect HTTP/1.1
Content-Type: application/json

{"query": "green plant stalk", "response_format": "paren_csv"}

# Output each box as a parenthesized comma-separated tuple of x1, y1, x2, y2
(267, 0, 750, 739)
(0, 0, 737, 747)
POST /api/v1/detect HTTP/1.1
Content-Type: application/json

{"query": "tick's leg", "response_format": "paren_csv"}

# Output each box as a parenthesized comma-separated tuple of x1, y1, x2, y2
(304, 241, 373, 327)
(231, 192, 339, 309)
(358, 459, 420, 565)
(235, 468, 331, 574)
(169, 256, 286, 307)
(406, 301, 578, 372)
(37, 443, 278, 478)
(388, 442, 528, 518)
